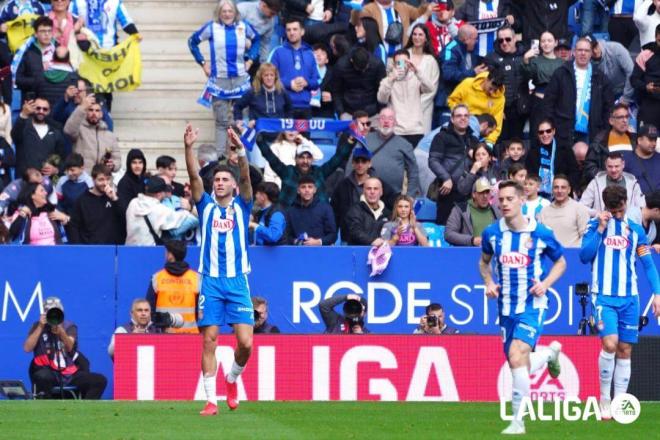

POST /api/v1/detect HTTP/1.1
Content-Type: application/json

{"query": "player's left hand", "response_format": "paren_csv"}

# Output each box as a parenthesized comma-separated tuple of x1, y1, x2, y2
(529, 279, 548, 297)
(653, 295, 660, 318)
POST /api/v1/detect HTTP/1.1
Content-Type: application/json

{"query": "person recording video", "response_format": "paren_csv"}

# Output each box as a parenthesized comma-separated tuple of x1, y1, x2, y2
(413, 303, 458, 335)
(24, 297, 107, 399)
(319, 294, 369, 334)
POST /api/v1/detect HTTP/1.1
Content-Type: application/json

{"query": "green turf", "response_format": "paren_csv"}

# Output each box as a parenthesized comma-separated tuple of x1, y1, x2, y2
(0, 401, 657, 439)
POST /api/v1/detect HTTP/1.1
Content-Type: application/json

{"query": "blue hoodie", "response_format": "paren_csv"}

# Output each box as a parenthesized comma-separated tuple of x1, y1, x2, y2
(268, 41, 319, 110)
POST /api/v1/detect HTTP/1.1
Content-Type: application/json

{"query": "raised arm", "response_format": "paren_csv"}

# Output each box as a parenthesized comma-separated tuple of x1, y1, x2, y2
(184, 124, 205, 203)
(227, 127, 253, 202)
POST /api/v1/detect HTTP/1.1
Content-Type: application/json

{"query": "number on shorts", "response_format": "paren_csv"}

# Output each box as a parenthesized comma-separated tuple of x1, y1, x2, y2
(198, 295, 205, 310)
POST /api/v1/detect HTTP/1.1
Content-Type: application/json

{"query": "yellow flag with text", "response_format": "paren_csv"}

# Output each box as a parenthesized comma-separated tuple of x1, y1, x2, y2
(6, 13, 39, 53)
(78, 34, 142, 93)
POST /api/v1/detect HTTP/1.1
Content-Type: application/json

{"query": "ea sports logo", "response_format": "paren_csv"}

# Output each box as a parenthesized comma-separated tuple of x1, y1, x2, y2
(604, 236, 629, 250)
(497, 345, 580, 401)
(499, 252, 531, 268)
(212, 218, 235, 233)
(611, 393, 641, 424)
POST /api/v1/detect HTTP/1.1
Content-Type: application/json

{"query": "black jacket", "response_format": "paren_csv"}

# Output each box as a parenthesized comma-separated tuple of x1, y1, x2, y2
(485, 43, 526, 106)
(513, 0, 577, 42)
(344, 200, 391, 245)
(0, 40, 12, 107)
(15, 43, 45, 102)
(319, 293, 369, 334)
(584, 129, 636, 181)
(456, 0, 512, 22)
(542, 62, 614, 147)
(285, 197, 337, 245)
(0, 136, 16, 189)
(525, 141, 580, 192)
(331, 52, 386, 116)
(68, 191, 125, 244)
(428, 124, 479, 184)
(117, 149, 147, 213)
(11, 116, 66, 177)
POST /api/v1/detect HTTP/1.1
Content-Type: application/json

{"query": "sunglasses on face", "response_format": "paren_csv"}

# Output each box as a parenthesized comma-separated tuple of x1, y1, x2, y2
(35, 106, 49, 112)
(538, 128, 553, 135)
(497, 37, 513, 44)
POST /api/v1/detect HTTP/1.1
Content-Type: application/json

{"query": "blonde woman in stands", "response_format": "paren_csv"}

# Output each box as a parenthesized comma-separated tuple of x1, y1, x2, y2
(381, 194, 429, 246)
(233, 63, 293, 129)
(0, 99, 13, 190)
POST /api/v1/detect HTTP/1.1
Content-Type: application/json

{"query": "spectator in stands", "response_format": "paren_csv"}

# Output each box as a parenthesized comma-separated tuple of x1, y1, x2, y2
(572, 141, 591, 198)
(146, 240, 199, 334)
(447, 67, 505, 146)
(588, 36, 634, 103)
(331, 46, 386, 118)
(12, 97, 66, 178)
(381, 194, 429, 246)
(0, 220, 8, 244)
(68, 164, 124, 244)
(237, 0, 282, 63)
(64, 94, 120, 174)
(526, 118, 580, 198)
(634, 0, 660, 49)
(72, 0, 140, 50)
(25, 296, 107, 398)
(351, 16, 388, 64)
(0, 41, 10, 107)
(630, 24, 660, 129)
(405, 24, 440, 134)
(457, 143, 499, 197)
(418, 0, 463, 56)
(217, 139, 264, 196)
(628, 190, 660, 248)
(268, 18, 318, 119)
(117, 149, 147, 213)
(623, 124, 660, 195)
(499, 138, 526, 180)
(125, 176, 197, 246)
(554, 36, 573, 62)
(197, 143, 220, 194)
(522, 173, 550, 221)
(580, 152, 645, 215)
(515, 0, 574, 43)
(189, 0, 259, 152)
(413, 303, 459, 334)
(0, 111, 15, 190)
(0, 168, 52, 216)
(48, 0, 83, 53)
(319, 294, 369, 334)
(435, 24, 485, 126)
(257, 130, 356, 206)
(455, 0, 515, 26)
(252, 296, 280, 334)
(0, 1, 45, 28)
(108, 298, 162, 360)
(543, 37, 614, 147)
(233, 62, 293, 128)
(377, 49, 435, 147)
(350, 107, 420, 196)
(55, 153, 93, 215)
(539, 175, 590, 248)
(429, 104, 478, 225)
(37, 46, 79, 109)
(344, 177, 391, 246)
(445, 177, 500, 247)
(581, 0, 609, 37)
(15, 16, 56, 103)
(263, 131, 323, 189)
(485, 25, 526, 141)
(285, 175, 337, 245)
(250, 181, 287, 245)
(311, 43, 335, 118)
(507, 162, 527, 184)
(522, 31, 563, 143)
(10, 182, 67, 245)
(155, 155, 184, 198)
(584, 103, 635, 182)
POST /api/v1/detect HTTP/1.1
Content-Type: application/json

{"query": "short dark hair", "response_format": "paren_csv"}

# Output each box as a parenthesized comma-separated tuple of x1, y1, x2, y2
(22, 167, 40, 182)
(606, 152, 625, 162)
(212, 164, 237, 181)
(602, 185, 627, 209)
(498, 179, 525, 196)
(393, 49, 410, 59)
(91, 164, 111, 179)
(425, 303, 443, 315)
(255, 181, 280, 203)
(553, 174, 571, 187)
(506, 138, 525, 150)
(156, 155, 176, 169)
(350, 47, 370, 71)
(312, 43, 329, 54)
(33, 15, 53, 32)
(262, 0, 282, 13)
(507, 163, 526, 178)
(487, 67, 505, 89)
(537, 118, 555, 129)
(353, 110, 369, 120)
(656, 23, 660, 36)
(476, 113, 497, 128)
(610, 102, 629, 116)
(64, 153, 84, 169)
(285, 17, 304, 28)
(525, 173, 541, 184)
(298, 175, 316, 186)
(165, 239, 187, 262)
(646, 190, 660, 210)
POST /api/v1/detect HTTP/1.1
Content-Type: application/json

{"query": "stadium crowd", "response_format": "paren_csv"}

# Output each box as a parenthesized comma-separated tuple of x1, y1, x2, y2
(0, 0, 657, 251)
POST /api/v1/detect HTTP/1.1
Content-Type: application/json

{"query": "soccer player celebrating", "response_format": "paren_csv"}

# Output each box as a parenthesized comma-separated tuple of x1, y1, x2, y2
(479, 180, 566, 435)
(579, 186, 660, 420)
(184, 124, 254, 416)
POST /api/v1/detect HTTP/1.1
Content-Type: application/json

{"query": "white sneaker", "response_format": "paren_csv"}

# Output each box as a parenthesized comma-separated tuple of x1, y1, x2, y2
(600, 399, 612, 420)
(501, 421, 526, 435)
(547, 341, 562, 378)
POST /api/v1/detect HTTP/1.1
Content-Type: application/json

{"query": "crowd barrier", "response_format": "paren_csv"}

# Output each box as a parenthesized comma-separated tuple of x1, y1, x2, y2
(0, 246, 658, 399)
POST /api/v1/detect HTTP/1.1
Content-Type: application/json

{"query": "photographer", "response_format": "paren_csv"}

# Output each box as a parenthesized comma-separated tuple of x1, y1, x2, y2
(24, 297, 107, 399)
(252, 297, 280, 334)
(414, 303, 458, 335)
(319, 294, 369, 334)
(108, 298, 163, 360)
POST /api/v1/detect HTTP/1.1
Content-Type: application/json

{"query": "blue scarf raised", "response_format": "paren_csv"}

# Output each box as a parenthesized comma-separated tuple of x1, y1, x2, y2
(538, 139, 557, 196)
(254, 118, 367, 148)
(574, 62, 592, 134)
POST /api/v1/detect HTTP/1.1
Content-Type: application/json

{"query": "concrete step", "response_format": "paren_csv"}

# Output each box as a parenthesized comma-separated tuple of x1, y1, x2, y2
(115, 119, 215, 143)
(112, 89, 208, 113)
(127, 1, 216, 26)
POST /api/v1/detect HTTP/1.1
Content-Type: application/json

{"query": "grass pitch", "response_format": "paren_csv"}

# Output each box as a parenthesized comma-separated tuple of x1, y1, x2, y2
(1, 401, 657, 439)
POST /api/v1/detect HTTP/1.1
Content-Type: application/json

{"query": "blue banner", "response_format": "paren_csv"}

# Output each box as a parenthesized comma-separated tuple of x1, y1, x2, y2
(1, 246, 658, 399)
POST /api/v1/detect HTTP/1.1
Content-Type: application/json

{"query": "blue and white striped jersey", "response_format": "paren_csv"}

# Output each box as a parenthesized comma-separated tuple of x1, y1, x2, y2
(475, 0, 498, 57)
(378, 4, 401, 57)
(188, 20, 259, 79)
(0, 1, 45, 23)
(523, 197, 550, 222)
(71, 0, 134, 49)
(610, 0, 641, 15)
(482, 218, 564, 316)
(580, 216, 650, 297)
(196, 193, 252, 278)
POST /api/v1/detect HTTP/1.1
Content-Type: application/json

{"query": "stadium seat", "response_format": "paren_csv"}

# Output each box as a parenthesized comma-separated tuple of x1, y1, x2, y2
(422, 222, 450, 248)
(414, 198, 437, 222)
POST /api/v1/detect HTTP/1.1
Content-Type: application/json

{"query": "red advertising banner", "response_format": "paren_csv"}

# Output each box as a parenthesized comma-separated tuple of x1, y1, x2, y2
(114, 335, 601, 401)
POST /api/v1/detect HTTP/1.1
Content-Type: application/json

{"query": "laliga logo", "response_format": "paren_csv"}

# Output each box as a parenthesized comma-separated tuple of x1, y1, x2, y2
(499, 252, 531, 268)
(604, 236, 629, 250)
(212, 218, 234, 233)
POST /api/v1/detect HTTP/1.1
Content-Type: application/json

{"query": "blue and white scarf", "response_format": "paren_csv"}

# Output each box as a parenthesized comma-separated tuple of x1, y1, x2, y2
(254, 118, 367, 148)
(197, 78, 251, 108)
(574, 62, 592, 134)
(538, 139, 557, 196)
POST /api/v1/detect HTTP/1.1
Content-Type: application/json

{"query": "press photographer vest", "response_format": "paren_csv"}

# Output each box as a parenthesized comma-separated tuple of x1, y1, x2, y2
(152, 269, 199, 334)
(32, 320, 78, 376)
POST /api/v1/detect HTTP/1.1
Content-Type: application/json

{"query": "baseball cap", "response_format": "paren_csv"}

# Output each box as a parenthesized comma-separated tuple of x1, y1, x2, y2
(435, 0, 454, 10)
(473, 177, 491, 193)
(295, 143, 315, 158)
(639, 124, 658, 140)
(352, 147, 373, 160)
(43, 296, 64, 312)
(145, 176, 172, 194)
(556, 38, 571, 49)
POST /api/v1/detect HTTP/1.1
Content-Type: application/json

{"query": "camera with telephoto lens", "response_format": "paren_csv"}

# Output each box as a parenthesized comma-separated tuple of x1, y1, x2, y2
(46, 306, 64, 326)
(426, 315, 438, 327)
(151, 311, 184, 329)
(343, 299, 364, 330)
